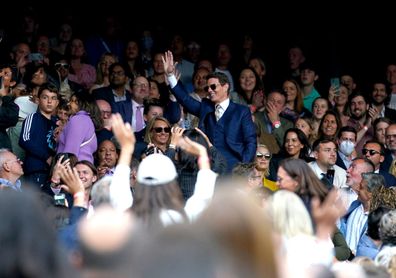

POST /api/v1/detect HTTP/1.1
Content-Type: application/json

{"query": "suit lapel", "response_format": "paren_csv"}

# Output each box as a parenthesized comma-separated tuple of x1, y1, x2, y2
(219, 101, 237, 125)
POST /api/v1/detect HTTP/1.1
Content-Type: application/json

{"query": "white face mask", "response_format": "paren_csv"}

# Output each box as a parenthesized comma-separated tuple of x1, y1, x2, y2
(339, 140, 355, 155)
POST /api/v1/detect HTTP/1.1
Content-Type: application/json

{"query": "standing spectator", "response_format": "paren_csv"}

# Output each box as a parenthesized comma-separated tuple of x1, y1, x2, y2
(300, 61, 321, 113)
(163, 51, 256, 172)
(57, 91, 101, 163)
(19, 83, 59, 188)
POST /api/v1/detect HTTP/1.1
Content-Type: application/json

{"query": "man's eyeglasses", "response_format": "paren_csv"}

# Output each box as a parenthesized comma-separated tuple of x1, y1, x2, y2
(152, 127, 171, 133)
(55, 63, 70, 70)
(100, 110, 112, 117)
(256, 152, 272, 160)
(134, 83, 148, 89)
(362, 148, 381, 156)
(7, 158, 22, 165)
(204, 83, 221, 92)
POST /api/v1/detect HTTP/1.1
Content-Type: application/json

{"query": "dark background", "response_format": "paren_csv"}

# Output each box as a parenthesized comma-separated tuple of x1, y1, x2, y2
(1, 2, 395, 92)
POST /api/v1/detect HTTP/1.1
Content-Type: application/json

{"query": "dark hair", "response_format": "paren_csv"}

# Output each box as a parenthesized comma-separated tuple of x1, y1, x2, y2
(371, 78, 391, 105)
(143, 98, 164, 115)
(234, 66, 264, 104)
(177, 129, 210, 171)
(367, 206, 391, 240)
(206, 72, 230, 94)
(75, 160, 98, 176)
(132, 180, 186, 228)
(317, 110, 342, 140)
(349, 91, 369, 105)
(37, 82, 60, 99)
(49, 152, 78, 182)
(312, 138, 337, 152)
(363, 140, 386, 156)
(338, 126, 357, 139)
(282, 128, 311, 160)
(71, 90, 103, 130)
(280, 158, 328, 202)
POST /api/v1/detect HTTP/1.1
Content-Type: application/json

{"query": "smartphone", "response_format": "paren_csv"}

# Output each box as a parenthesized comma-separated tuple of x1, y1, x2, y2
(330, 77, 340, 95)
(326, 169, 335, 182)
(28, 53, 44, 62)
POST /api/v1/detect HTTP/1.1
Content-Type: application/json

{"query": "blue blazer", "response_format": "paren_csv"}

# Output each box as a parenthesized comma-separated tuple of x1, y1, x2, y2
(171, 82, 256, 172)
(379, 169, 396, 187)
(92, 86, 133, 125)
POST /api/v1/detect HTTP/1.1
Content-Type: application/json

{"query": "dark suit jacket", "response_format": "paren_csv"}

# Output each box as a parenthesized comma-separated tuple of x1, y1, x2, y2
(385, 107, 396, 120)
(171, 82, 256, 172)
(379, 169, 396, 187)
(336, 154, 348, 170)
(92, 86, 133, 124)
(92, 86, 181, 126)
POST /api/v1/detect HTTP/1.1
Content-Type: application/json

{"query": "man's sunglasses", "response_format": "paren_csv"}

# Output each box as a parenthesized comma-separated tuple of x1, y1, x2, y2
(55, 63, 70, 70)
(256, 152, 272, 160)
(204, 83, 220, 92)
(362, 148, 381, 156)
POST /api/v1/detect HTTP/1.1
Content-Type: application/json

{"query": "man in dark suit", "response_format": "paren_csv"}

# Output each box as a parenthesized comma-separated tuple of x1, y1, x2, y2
(92, 63, 133, 125)
(362, 140, 396, 187)
(163, 51, 256, 172)
(370, 79, 396, 120)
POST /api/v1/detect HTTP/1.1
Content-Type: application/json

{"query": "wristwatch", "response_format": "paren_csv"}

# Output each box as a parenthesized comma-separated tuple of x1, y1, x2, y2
(273, 120, 281, 129)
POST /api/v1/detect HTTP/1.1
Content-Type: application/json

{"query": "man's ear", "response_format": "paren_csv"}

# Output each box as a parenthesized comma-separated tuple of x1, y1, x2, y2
(92, 175, 98, 183)
(2, 162, 10, 172)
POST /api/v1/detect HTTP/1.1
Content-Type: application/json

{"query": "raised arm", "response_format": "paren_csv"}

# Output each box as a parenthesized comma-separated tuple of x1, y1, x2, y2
(109, 113, 135, 211)
(177, 136, 217, 221)
(162, 51, 202, 116)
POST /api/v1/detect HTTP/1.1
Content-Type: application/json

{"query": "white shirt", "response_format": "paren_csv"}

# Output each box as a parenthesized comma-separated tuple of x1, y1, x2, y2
(308, 161, 347, 190)
(215, 98, 230, 120)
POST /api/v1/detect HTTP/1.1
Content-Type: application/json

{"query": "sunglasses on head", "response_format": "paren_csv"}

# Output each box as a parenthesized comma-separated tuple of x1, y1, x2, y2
(256, 152, 272, 160)
(362, 148, 381, 156)
(204, 83, 220, 92)
(55, 63, 70, 70)
(152, 127, 171, 133)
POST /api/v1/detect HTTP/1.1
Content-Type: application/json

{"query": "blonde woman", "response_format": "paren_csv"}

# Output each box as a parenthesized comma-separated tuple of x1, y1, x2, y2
(268, 190, 334, 274)
(255, 144, 277, 191)
(144, 116, 172, 153)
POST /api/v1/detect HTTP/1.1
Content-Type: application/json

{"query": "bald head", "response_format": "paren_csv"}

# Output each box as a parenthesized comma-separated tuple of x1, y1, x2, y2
(96, 100, 112, 129)
(386, 124, 396, 152)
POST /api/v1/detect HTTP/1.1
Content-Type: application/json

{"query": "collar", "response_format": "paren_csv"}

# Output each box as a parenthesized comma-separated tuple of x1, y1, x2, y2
(338, 151, 353, 161)
(380, 105, 386, 118)
(132, 99, 143, 108)
(0, 178, 22, 192)
(216, 98, 230, 111)
(310, 161, 326, 177)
